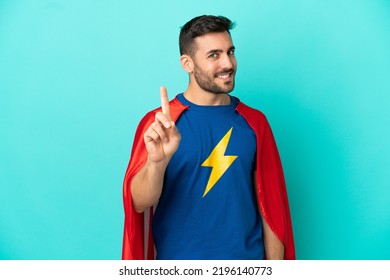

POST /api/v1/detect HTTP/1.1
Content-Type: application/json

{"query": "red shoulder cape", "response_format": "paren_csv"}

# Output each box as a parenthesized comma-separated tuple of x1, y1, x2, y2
(122, 97, 295, 260)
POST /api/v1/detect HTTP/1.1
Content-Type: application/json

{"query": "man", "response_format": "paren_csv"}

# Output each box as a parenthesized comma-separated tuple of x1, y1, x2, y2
(122, 15, 295, 260)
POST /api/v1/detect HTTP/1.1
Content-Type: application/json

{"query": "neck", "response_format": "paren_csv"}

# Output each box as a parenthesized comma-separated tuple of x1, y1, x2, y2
(183, 83, 231, 106)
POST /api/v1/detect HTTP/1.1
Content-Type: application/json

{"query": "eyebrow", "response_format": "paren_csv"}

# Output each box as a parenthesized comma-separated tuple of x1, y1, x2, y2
(206, 46, 235, 55)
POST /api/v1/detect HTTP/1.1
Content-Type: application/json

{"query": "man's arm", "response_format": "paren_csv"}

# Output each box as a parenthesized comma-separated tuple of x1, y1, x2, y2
(131, 87, 181, 213)
(131, 158, 169, 213)
(254, 171, 285, 259)
(261, 215, 285, 260)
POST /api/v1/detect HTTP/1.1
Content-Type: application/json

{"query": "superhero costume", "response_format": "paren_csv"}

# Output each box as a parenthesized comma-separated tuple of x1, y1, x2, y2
(122, 95, 295, 260)
(153, 94, 263, 259)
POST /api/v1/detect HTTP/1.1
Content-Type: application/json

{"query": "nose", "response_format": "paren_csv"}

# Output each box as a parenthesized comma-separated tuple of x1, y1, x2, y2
(220, 53, 235, 70)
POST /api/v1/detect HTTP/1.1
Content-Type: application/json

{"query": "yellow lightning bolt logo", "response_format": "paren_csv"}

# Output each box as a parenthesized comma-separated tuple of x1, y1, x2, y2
(201, 127, 237, 197)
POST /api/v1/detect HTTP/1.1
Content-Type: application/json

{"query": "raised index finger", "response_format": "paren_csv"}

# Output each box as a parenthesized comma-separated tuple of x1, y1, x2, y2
(160, 86, 171, 120)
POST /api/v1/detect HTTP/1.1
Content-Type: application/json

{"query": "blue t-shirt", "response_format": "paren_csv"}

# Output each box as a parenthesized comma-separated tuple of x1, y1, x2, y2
(152, 93, 264, 260)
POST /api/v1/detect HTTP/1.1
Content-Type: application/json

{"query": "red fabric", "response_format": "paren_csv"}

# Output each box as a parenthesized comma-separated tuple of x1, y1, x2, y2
(236, 102, 295, 260)
(122, 97, 295, 260)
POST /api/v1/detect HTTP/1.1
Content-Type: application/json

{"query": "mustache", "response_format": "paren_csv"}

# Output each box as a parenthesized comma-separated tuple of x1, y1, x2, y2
(215, 69, 235, 76)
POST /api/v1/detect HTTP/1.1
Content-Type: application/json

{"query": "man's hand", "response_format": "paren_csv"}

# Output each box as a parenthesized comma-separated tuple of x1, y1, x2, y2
(131, 87, 181, 212)
(144, 86, 181, 163)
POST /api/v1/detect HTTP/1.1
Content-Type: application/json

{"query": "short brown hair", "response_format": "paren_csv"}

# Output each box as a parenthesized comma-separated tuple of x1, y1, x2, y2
(179, 15, 235, 56)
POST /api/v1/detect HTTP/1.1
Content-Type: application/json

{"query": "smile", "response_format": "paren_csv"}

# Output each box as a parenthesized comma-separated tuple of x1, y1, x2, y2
(216, 72, 234, 81)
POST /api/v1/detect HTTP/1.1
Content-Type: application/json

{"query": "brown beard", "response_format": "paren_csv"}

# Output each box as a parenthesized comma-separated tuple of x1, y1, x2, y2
(193, 64, 235, 94)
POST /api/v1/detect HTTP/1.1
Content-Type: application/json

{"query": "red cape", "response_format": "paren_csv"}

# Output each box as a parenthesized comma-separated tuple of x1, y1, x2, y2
(122, 97, 295, 260)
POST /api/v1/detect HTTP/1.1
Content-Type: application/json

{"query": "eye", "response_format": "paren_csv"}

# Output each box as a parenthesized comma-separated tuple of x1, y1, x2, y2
(208, 53, 218, 59)
(228, 49, 235, 56)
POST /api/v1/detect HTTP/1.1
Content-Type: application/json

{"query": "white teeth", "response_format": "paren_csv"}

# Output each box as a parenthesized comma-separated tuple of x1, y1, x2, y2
(218, 74, 230, 79)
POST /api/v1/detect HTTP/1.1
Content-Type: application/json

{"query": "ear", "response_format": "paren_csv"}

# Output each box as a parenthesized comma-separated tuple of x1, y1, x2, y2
(180, 54, 194, 73)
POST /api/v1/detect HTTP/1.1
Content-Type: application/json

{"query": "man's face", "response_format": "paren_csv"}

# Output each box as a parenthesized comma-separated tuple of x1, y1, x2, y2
(191, 31, 237, 94)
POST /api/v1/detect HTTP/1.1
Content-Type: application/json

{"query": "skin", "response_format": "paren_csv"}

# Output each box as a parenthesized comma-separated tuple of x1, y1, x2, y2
(131, 31, 284, 259)
(180, 31, 236, 105)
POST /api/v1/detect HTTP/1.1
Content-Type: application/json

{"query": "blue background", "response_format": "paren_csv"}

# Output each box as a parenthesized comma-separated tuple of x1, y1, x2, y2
(1, 0, 389, 259)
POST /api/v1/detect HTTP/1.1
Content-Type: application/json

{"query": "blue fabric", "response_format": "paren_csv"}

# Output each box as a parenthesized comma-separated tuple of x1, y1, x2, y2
(152, 94, 264, 260)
